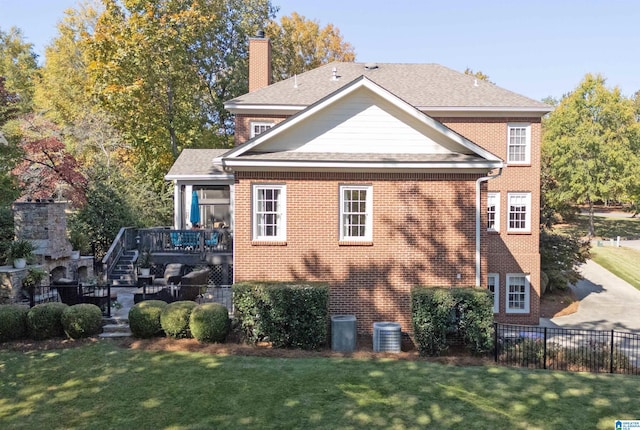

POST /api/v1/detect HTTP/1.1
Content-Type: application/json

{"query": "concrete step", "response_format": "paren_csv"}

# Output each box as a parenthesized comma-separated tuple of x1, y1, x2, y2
(100, 321, 132, 338)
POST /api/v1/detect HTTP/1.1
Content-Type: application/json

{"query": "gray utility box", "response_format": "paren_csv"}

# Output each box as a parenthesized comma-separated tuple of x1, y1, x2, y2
(331, 315, 357, 352)
(373, 322, 402, 353)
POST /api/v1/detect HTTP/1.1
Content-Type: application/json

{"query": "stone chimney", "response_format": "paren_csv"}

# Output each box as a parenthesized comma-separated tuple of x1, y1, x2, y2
(249, 30, 271, 92)
(13, 201, 72, 260)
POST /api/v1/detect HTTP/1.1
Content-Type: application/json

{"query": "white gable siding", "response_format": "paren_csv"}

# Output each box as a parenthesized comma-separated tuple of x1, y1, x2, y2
(258, 88, 470, 155)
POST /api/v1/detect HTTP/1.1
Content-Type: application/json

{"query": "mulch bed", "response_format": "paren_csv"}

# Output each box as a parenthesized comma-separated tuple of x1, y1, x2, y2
(3, 334, 492, 366)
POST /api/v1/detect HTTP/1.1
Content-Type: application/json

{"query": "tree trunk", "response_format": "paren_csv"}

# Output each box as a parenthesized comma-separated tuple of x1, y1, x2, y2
(588, 199, 595, 238)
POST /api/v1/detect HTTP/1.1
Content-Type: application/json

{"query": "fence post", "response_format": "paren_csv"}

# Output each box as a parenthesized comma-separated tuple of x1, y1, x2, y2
(494, 322, 498, 363)
(610, 329, 615, 374)
(543, 327, 548, 370)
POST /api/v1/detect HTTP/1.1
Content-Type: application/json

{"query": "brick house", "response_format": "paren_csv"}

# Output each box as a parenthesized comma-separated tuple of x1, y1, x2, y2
(166, 35, 551, 332)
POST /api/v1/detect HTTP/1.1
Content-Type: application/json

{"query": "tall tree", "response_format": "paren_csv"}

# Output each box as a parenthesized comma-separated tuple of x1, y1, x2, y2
(87, 0, 275, 183)
(266, 12, 356, 81)
(543, 74, 640, 236)
(0, 27, 39, 114)
(35, 3, 100, 127)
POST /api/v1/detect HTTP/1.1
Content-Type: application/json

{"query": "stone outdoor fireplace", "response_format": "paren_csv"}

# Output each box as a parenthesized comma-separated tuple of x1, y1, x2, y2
(0, 201, 94, 303)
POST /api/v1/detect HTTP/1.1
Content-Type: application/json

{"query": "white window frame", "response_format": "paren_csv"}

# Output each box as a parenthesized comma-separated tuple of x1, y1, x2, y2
(250, 121, 273, 138)
(340, 185, 372, 241)
(507, 123, 531, 165)
(252, 184, 286, 241)
(487, 192, 500, 232)
(507, 192, 531, 233)
(506, 274, 530, 313)
(488, 273, 499, 313)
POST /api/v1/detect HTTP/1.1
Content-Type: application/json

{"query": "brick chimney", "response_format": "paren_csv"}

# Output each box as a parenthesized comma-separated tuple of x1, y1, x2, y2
(249, 30, 271, 92)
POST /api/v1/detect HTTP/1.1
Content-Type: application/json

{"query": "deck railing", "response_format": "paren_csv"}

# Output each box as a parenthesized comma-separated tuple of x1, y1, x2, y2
(136, 228, 232, 254)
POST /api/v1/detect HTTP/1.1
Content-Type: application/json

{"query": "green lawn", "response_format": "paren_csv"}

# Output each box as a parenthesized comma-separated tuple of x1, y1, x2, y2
(561, 214, 640, 240)
(591, 245, 640, 291)
(1, 341, 638, 429)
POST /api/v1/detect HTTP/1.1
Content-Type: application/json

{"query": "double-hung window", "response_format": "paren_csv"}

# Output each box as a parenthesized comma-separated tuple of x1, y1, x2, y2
(506, 274, 530, 313)
(340, 185, 372, 241)
(487, 192, 500, 231)
(250, 122, 273, 138)
(487, 273, 499, 313)
(507, 192, 531, 232)
(253, 184, 286, 241)
(507, 123, 531, 164)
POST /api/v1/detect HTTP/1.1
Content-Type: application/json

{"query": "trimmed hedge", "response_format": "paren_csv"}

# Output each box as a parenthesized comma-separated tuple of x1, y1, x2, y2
(412, 287, 494, 356)
(62, 304, 103, 339)
(27, 302, 69, 340)
(189, 303, 229, 343)
(233, 281, 329, 350)
(0, 304, 29, 342)
(129, 300, 168, 338)
(161, 301, 198, 339)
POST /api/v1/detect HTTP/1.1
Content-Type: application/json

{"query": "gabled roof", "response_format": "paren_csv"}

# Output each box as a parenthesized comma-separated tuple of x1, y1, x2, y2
(165, 148, 232, 181)
(223, 76, 503, 172)
(225, 62, 551, 116)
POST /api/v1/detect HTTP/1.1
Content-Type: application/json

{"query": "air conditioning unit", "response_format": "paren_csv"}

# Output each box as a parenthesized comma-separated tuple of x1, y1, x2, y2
(373, 322, 401, 353)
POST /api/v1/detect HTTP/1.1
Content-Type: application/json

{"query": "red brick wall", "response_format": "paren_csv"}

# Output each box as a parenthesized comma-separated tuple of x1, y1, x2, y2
(438, 117, 542, 324)
(233, 171, 487, 333)
(234, 115, 288, 146)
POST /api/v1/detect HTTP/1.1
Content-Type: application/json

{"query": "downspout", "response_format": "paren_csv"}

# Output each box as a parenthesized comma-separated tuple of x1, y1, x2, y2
(475, 168, 503, 287)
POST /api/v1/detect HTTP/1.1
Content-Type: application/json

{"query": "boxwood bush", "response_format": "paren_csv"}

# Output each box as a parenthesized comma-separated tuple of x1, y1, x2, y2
(27, 302, 69, 340)
(62, 304, 103, 339)
(233, 281, 329, 350)
(189, 303, 230, 343)
(0, 304, 29, 342)
(412, 286, 494, 356)
(161, 301, 198, 339)
(129, 300, 168, 338)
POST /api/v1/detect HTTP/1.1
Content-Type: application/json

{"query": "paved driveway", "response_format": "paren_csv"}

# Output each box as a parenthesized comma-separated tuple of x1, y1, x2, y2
(539, 259, 640, 332)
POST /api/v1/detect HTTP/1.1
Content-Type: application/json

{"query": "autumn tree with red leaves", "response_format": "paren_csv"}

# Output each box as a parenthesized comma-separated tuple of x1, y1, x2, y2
(12, 130, 87, 206)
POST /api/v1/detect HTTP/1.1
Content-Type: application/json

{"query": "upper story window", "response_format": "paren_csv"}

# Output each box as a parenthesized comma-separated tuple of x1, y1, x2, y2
(250, 122, 273, 138)
(340, 185, 372, 241)
(507, 123, 531, 164)
(487, 192, 500, 232)
(507, 192, 531, 233)
(252, 184, 286, 241)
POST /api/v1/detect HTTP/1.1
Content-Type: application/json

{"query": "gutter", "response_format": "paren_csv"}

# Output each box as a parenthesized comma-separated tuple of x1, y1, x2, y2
(475, 168, 503, 287)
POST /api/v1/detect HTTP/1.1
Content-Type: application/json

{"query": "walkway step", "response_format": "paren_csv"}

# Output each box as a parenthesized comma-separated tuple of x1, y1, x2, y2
(100, 322, 132, 338)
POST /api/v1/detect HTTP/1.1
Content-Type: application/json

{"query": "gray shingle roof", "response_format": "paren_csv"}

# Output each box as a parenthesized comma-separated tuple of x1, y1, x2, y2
(226, 62, 550, 111)
(165, 148, 231, 179)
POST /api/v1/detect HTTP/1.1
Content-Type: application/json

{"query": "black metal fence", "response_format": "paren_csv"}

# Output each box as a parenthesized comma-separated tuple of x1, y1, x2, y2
(495, 323, 640, 375)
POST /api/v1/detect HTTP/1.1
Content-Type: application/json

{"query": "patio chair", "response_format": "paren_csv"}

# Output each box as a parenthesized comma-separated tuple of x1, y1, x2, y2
(170, 231, 182, 249)
(205, 231, 220, 249)
(178, 269, 209, 301)
(52, 278, 81, 305)
(152, 263, 184, 287)
(181, 231, 201, 249)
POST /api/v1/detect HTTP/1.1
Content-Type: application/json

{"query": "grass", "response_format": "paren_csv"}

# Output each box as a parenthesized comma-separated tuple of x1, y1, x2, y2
(560, 214, 640, 239)
(591, 245, 640, 291)
(1, 341, 639, 429)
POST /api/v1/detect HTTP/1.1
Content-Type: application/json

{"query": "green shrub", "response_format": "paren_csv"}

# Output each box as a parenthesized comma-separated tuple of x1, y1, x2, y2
(27, 302, 69, 340)
(161, 301, 197, 339)
(189, 303, 230, 343)
(62, 304, 103, 339)
(128, 300, 168, 338)
(0, 304, 29, 342)
(233, 281, 329, 350)
(412, 287, 494, 356)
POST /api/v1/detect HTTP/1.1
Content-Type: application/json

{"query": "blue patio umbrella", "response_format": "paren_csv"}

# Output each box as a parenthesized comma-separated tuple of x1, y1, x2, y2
(190, 191, 201, 226)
